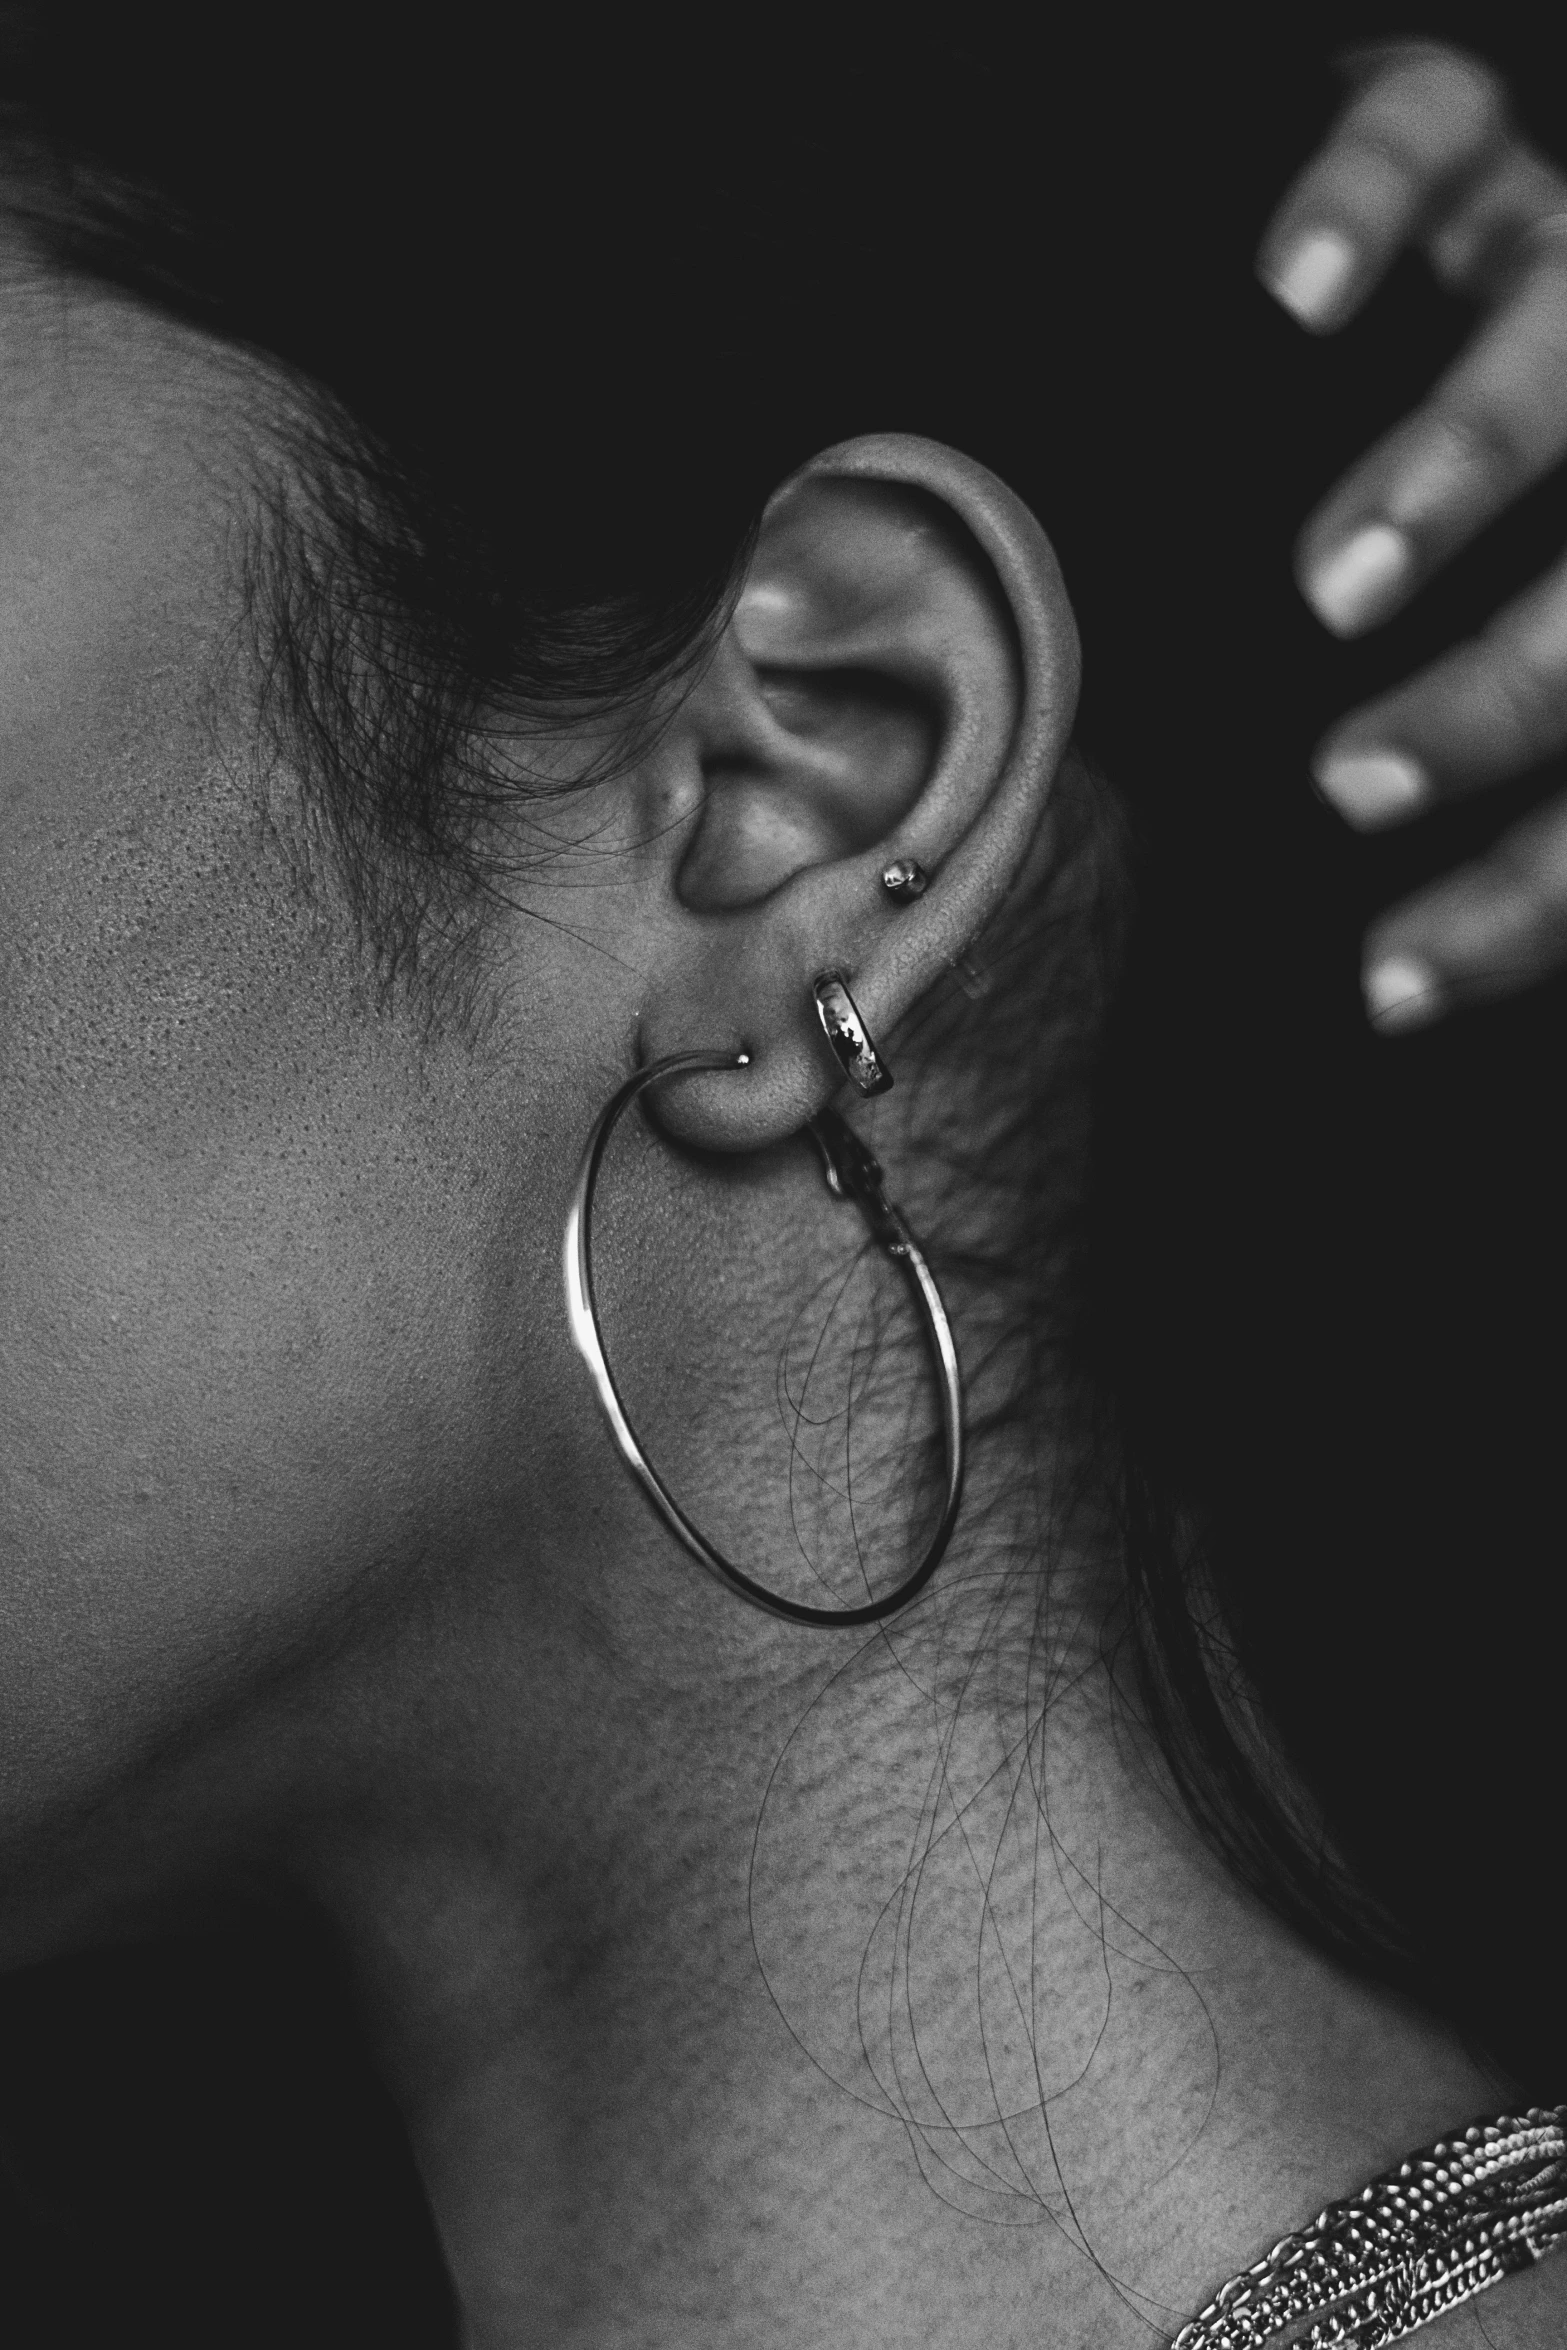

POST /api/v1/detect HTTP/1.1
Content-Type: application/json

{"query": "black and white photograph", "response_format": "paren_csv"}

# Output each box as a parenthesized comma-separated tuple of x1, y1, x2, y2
(2, 7, 1565, 2344)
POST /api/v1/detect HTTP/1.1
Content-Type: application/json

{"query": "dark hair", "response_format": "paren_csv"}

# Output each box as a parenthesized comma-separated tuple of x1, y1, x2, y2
(3, 6, 799, 985)
(3, 9, 1566, 2315)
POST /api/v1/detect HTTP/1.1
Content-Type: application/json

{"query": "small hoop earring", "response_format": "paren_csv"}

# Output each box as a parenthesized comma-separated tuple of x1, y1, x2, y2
(563, 1050, 964, 1628)
(813, 973, 893, 1095)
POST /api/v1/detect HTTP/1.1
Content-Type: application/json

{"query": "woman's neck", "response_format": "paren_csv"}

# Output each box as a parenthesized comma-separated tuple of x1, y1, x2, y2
(279, 840, 1516, 2344)
(298, 1476, 1512, 2348)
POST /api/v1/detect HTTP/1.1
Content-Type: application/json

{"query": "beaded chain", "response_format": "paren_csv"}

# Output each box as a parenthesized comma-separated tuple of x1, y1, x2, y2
(1168, 2107, 1567, 2348)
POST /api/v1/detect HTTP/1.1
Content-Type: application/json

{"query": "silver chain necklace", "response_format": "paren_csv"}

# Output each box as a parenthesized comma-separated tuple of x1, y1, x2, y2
(1169, 2107, 1567, 2348)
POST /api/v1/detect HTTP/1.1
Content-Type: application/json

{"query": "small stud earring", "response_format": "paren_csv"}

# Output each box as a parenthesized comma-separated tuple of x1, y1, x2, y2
(881, 857, 929, 904)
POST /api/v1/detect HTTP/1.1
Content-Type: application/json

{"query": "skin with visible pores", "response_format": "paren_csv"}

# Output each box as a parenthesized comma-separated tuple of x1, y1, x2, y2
(4, 128, 1567, 2350)
(0, 282, 522, 1862)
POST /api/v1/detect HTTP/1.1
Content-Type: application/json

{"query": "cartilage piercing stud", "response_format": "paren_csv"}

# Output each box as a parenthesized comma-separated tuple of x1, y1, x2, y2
(881, 857, 929, 903)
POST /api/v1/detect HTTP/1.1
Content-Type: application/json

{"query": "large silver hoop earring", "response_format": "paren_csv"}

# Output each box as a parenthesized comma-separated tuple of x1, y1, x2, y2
(562, 1050, 964, 1628)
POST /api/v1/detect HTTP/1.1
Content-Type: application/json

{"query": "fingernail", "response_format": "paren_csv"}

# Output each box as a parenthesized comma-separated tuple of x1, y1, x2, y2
(1263, 229, 1357, 328)
(1314, 749, 1429, 829)
(1305, 524, 1413, 636)
(1364, 955, 1444, 1033)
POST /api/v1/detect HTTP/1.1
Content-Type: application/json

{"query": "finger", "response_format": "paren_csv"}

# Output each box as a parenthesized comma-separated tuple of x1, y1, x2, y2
(1295, 236, 1567, 637)
(1423, 142, 1567, 297)
(1360, 792, 1567, 1032)
(1313, 551, 1567, 828)
(1258, 43, 1508, 333)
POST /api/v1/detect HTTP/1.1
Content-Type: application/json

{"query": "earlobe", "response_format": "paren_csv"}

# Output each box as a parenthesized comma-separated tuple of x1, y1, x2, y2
(640, 433, 1080, 1151)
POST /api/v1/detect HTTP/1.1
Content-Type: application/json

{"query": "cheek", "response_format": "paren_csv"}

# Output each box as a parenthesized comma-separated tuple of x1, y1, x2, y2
(0, 763, 582, 1850)
(0, 1103, 520, 1843)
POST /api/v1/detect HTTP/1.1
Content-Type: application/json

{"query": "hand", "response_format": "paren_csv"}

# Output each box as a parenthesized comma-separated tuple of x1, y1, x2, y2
(1258, 40, 1567, 1033)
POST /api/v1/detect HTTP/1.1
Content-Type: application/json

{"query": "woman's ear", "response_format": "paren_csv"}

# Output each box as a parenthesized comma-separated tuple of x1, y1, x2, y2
(638, 433, 1080, 1148)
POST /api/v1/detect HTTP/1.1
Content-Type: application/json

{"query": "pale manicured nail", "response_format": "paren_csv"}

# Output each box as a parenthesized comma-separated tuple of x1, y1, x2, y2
(1305, 524, 1413, 636)
(1364, 955, 1444, 1034)
(1314, 749, 1429, 830)
(1264, 229, 1357, 328)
